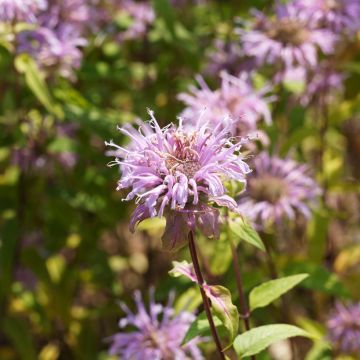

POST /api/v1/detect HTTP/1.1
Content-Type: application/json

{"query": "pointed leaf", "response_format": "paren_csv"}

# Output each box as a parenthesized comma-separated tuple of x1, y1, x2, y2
(205, 285, 239, 345)
(169, 260, 197, 283)
(14, 54, 63, 117)
(182, 311, 224, 345)
(234, 324, 313, 358)
(169, 262, 239, 345)
(229, 217, 265, 251)
(249, 274, 309, 311)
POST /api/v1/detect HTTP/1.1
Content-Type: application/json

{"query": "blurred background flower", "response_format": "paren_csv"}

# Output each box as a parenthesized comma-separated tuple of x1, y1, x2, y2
(108, 290, 204, 359)
(327, 302, 360, 355)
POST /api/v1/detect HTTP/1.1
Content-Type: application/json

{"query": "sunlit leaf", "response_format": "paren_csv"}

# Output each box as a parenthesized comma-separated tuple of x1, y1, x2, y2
(14, 54, 63, 117)
(229, 217, 265, 251)
(284, 262, 350, 298)
(234, 324, 313, 358)
(182, 311, 224, 345)
(169, 261, 239, 344)
(249, 274, 309, 311)
(206, 285, 239, 346)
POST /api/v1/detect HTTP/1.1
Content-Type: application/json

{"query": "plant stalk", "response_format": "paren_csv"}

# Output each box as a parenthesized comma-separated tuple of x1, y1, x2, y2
(264, 238, 297, 360)
(229, 236, 256, 360)
(188, 230, 225, 360)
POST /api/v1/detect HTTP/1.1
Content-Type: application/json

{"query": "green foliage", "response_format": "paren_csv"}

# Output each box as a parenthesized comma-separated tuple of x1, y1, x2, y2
(182, 311, 224, 345)
(169, 261, 239, 345)
(229, 217, 265, 251)
(249, 274, 309, 311)
(207, 285, 239, 346)
(284, 262, 351, 298)
(234, 324, 314, 358)
(14, 54, 63, 117)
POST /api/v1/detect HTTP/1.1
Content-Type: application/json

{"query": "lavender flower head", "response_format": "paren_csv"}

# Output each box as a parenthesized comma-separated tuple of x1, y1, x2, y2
(295, 0, 360, 34)
(206, 39, 244, 76)
(240, 2, 337, 73)
(327, 302, 360, 355)
(300, 62, 345, 106)
(16, 0, 88, 79)
(178, 72, 274, 143)
(238, 152, 320, 228)
(0, 0, 46, 23)
(18, 25, 86, 79)
(108, 290, 204, 360)
(106, 109, 251, 251)
(117, 0, 155, 41)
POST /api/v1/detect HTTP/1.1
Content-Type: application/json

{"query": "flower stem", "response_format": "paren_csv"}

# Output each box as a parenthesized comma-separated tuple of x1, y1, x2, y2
(264, 238, 297, 359)
(229, 236, 256, 360)
(188, 231, 225, 360)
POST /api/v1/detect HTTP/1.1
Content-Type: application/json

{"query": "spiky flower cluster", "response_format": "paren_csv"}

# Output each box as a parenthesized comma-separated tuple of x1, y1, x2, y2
(106, 110, 251, 251)
(206, 39, 245, 76)
(327, 302, 360, 355)
(108, 291, 204, 360)
(294, 0, 360, 34)
(178, 72, 274, 142)
(238, 152, 320, 227)
(15, 0, 89, 79)
(0, 0, 46, 23)
(300, 62, 345, 106)
(240, 2, 337, 72)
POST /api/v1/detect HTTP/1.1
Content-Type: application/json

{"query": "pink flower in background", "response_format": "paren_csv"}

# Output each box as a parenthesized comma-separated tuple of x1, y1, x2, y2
(117, 0, 155, 41)
(300, 62, 345, 106)
(205, 39, 246, 76)
(106, 110, 250, 251)
(178, 71, 274, 142)
(108, 290, 204, 360)
(18, 25, 86, 79)
(327, 302, 360, 355)
(238, 152, 320, 227)
(295, 0, 360, 34)
(240, 2, 337, 71)
(16, 0, 89, 79)
(0, 0, 46, 23)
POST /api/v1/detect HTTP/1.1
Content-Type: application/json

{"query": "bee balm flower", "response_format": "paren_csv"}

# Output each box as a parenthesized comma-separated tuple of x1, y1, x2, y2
(240, 2, 337, 72)
(238, 152, 320, 227)
(327, 302, 360, 355)
(178, 72, 274, 141)
(106, 110, 251, 251)
(295, 0, 360, 34)
(0, 0, 46, 23)
(108, 290, 204, 360)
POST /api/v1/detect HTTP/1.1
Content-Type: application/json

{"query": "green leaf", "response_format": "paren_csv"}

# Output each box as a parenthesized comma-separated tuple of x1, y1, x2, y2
(249, 274, 309, 311)
(0, 219, 19, 301)
(305, 341, 332, 360)
(169, 262, 239, 345)
(234, 324, 313, 358)
(174, 286, 202, 313)
(284, 262, 351, 298)
(209, 232, 232, 275)
(14, 54, 62, 117)
(2, 316, 37, 360)
(307, 209, 330, 263)
(153, 0, 176, 39)
(182, 311, 224, 345)
(168, 260, 197, 282)
(206, 285, 239, 346)
(229, 217, 265, 251)
(296, 317, 326, 340)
